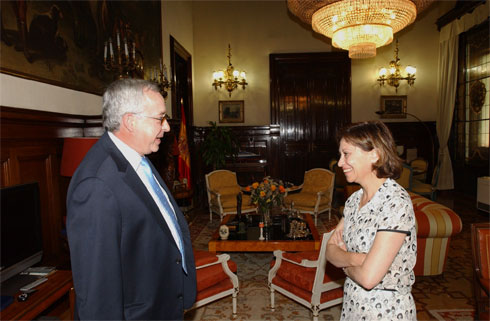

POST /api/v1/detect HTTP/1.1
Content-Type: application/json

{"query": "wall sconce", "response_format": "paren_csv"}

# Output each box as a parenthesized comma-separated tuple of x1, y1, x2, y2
(149, 59, 172, 98)
(103, 23, 144, 79)
(212, 44, 247, 97)
(377, 39, 416, 92)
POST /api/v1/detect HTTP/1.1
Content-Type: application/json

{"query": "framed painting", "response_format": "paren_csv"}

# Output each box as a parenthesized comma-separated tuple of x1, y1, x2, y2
(380, 95, 407, 118)
(0, 1, 162, 95)
(219, 100, 244, 123)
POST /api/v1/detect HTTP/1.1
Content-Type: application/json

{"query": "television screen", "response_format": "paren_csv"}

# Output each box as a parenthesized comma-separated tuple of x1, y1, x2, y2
(0, 182, 42, 282)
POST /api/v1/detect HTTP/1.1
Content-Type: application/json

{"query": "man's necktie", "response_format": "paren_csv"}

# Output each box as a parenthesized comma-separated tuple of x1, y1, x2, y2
(140, 157, 187, 273)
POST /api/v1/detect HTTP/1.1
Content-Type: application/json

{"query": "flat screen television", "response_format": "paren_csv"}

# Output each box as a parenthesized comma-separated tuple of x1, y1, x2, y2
(0, 182, 43, 282)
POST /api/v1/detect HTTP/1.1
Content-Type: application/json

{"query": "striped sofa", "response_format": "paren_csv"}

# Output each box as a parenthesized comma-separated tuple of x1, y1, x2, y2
(410, 192, 463, 276)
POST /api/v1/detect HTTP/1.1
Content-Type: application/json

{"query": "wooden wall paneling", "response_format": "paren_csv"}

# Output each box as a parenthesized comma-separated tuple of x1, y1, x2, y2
(0, 106, 104, 265)
(4, 143, 63, 262)
(192, 125, 281, 204)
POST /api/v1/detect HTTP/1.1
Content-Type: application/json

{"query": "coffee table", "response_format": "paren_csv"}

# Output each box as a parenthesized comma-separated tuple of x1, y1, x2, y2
(208, 213, 320, 252)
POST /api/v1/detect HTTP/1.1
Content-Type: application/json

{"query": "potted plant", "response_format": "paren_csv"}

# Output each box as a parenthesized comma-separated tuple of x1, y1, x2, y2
(201, 121, 239, 170)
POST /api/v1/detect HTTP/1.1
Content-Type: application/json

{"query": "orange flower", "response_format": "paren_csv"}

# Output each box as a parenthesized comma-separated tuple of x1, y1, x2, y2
(271, 185, 276, 192)
(252, 182, 259, 189)
(245, 186, 251, 192)
(279, 185, 286, 193)
(264, 179, 269, 184)
(260, 191, 266, 197)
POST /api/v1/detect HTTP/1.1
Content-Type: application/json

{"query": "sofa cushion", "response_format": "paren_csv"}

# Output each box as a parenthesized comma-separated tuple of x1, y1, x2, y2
(410, 192, 462, 238)
(409, 192, 463, 276)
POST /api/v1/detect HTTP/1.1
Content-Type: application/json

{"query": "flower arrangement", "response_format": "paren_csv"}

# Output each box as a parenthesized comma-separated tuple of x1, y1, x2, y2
(245, 177, 286, 214)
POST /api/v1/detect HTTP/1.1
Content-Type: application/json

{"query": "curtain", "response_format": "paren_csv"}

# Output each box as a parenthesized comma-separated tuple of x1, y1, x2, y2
(436, 4, 489, 190)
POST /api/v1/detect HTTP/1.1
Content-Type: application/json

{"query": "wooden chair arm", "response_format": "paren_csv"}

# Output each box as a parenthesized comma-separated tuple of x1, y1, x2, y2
(273, 250, 319, 267)
(209, 189, 221, 197)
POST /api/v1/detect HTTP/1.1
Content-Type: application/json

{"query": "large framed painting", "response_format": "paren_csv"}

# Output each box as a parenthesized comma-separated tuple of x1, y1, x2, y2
(0, 1, 162, 95)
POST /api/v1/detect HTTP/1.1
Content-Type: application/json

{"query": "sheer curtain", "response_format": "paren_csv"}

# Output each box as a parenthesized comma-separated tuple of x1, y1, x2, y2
(436, 4, 489, 190)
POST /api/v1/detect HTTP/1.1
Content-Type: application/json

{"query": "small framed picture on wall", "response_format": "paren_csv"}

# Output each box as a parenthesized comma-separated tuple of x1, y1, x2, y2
(219, 100, 244, 123)
(380, 95, 407, 118)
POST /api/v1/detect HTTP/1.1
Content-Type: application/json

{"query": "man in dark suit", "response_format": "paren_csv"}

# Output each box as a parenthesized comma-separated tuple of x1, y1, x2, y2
(67, 79, 196, 320)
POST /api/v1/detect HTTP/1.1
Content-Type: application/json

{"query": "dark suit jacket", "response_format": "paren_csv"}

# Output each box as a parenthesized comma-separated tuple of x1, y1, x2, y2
(67, 132, 196, 320)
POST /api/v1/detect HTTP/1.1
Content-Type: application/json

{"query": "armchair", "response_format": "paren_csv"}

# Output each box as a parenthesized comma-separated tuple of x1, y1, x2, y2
(284, 168, 335, 225)
(268, 231, 344, 321)
(471, 223, 490, 321)
(411, 165, 439, 201)
(410, 158, 428, 182)
(205, 170, 256, 222)
(191, 250, 239, 315)
(396, 163, 413, 191)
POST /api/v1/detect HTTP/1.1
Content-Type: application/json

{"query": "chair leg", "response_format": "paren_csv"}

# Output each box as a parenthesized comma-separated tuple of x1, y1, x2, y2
(312, 305, 319, 321)
(314, 213, 318, 226)
(232, 291, 237, 315)
(270, 287, 275, 312)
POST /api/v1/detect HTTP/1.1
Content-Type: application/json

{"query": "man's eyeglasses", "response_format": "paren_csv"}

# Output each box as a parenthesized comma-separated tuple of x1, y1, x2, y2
(133, 113, 169, 126)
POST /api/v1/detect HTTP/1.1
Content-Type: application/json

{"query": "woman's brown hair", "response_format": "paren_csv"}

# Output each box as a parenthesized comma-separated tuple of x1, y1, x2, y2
(337, 121, 403, 179)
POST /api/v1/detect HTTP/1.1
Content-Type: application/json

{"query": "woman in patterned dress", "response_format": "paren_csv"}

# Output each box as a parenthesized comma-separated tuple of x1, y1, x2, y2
(326, 121, 417, 320)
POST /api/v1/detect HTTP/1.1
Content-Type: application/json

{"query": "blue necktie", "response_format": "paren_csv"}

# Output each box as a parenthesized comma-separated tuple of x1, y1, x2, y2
(140, 157, 187, 273)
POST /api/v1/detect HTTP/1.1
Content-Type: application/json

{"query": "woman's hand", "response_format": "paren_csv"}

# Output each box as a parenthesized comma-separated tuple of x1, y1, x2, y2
(330, 219, 346, 251)
(326, 218, 365, 267)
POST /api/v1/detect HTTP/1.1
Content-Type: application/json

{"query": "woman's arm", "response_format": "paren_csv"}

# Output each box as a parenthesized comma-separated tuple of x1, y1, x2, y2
(326, 218, 366, 268)
(343, 231, 406, 290)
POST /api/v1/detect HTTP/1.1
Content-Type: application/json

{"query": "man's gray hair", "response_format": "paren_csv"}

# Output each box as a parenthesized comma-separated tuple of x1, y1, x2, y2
(102, 79, 160, 132)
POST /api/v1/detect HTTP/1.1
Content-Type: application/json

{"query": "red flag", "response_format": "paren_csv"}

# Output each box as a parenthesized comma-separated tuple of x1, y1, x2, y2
(178, 101, 192, 190)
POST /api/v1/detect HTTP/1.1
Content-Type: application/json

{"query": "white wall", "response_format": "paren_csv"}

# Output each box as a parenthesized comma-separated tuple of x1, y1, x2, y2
(161, 0, 194, 118)
(191, 1, 451, 126)
(192, 1, 332, 127)
(0, 73, 101, 115)
(0, 0, 453, 123)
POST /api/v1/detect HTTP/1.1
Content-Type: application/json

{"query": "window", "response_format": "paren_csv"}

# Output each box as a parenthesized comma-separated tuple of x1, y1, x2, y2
(454, 20, 489, 165)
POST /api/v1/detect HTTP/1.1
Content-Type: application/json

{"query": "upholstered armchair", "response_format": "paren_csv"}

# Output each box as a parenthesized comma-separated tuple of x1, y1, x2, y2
(268, 231, 344, 321)
(411, 166, 439, 201)
(410, 158, 428, 182)
(205, 169, 256, 222)
(284, 168, 335, 225)
(471, 223, 490, 321)
(396, 163, 413, 191)
(191, 250, 239, 315)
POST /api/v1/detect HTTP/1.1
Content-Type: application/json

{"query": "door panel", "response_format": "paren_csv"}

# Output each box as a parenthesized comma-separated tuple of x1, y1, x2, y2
(270, 53, 351, 185)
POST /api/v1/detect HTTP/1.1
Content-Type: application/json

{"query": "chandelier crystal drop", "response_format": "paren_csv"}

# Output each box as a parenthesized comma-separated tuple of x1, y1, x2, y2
(311, 0, 417, 59)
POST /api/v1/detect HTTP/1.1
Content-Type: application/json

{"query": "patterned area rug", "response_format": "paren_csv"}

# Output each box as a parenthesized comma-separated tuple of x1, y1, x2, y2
(185, 211, 341, 321)
(428, 309, 475, 321)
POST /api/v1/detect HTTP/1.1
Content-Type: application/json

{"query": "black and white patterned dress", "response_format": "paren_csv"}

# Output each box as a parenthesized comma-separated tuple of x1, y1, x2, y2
(341, 178, 417, 321)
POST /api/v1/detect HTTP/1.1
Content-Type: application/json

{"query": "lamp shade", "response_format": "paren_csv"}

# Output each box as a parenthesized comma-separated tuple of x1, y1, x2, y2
(60, 137, 99, 177)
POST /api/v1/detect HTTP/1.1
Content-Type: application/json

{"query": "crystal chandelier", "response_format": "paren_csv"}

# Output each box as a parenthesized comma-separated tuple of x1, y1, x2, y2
(288, 0, 421, 59)
(377, 39, 416, 92)
(212, 44, 247, 97)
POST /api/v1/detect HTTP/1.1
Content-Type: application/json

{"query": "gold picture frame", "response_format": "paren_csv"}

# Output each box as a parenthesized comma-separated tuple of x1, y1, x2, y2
(380, 95, 407, 118)
(219, 100, 244, 123)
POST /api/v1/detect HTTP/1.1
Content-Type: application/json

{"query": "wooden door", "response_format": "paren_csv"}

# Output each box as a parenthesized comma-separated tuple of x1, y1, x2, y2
(270, 52, 351, 184)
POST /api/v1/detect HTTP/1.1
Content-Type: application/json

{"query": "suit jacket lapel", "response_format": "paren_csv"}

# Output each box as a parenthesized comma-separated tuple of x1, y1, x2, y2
(100, 133, 176, 242)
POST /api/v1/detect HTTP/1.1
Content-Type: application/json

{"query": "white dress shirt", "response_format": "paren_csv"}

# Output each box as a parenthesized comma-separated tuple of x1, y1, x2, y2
(108, 132, 183, 252)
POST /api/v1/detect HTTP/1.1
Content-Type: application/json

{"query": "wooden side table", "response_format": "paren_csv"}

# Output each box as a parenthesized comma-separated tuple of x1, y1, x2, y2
(1, 270, 73, 320)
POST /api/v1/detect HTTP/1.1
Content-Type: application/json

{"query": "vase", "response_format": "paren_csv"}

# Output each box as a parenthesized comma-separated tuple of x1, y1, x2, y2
(260, 206, 272, 227)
